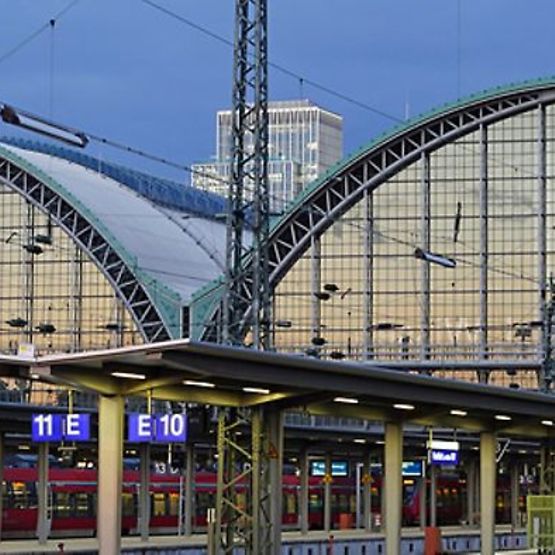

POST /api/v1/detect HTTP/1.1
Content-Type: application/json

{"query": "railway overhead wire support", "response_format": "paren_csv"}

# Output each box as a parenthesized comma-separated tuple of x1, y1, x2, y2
(222, 0, 271, 350)
(214, 407, 282, 555)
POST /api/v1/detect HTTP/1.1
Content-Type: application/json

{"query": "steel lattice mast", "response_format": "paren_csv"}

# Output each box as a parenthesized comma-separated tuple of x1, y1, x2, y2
(214, 3, 277, 554)
(222, 0, 271, 349)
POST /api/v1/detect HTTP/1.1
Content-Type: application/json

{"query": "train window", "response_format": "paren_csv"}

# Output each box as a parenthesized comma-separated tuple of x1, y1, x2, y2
(309, 493, 322, 512)
(168, 492, 179, 516)
(75, 493, 92, 517)
(152, 492, 167, 517)
(338, 494, 349, 512)
(11, 481, 32, 509)
(283, 492, 297, 515)
(122, 493, 136, 517)
(53, 492, 72, 518)
(196, 492, 214, 517)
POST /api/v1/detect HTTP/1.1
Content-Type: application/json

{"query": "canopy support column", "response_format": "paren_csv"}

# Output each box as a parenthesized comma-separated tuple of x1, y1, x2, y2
(98, 394, 124, 555)
(480, 431, 496, 555)
(36, 442, 49, 545)
(384, 422, 402, 555)
(139, 443, 150, 541)
(184, 442, 195, 536)
(299, 446, 309, 534)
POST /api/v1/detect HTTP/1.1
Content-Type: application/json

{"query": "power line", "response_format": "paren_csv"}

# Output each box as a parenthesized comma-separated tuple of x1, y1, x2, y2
(139, 0, 403, 124)
(0, 0, 81, 67)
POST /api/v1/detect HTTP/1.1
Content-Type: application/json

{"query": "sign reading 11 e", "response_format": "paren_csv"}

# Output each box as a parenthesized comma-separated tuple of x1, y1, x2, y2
(32, 414, 90, 442)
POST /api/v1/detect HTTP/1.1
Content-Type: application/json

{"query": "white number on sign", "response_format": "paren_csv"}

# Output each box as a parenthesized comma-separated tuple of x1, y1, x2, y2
(34, 414, 53, 437)
(159, 414, 185, 437)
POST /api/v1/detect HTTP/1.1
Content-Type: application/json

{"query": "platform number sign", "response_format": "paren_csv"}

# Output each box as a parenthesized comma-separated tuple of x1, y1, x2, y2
(155, 414, 187, 442)
(32, 413, 90, 442)
(127, 413, 187, 443)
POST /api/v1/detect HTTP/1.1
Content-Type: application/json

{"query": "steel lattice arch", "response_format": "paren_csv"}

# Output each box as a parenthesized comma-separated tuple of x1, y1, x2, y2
(0, 153, 170, 345)
(194, 77, 555, 389)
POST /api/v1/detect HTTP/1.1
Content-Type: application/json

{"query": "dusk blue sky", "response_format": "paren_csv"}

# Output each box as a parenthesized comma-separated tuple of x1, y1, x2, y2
(1, 0, 554, 182)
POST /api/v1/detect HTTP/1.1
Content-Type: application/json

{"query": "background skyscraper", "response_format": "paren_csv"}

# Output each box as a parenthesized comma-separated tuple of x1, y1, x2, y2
(192, 100, 343, 212)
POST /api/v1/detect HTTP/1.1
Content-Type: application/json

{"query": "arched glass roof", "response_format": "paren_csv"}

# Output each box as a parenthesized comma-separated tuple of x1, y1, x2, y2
(0, 141, 227, 327)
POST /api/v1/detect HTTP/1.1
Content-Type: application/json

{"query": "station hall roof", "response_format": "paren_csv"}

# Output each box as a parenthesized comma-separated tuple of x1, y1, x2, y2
(0, 138, 227, 306)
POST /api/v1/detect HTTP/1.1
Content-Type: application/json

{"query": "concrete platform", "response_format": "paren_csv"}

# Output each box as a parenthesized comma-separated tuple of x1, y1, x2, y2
(0, 525, 528, 554)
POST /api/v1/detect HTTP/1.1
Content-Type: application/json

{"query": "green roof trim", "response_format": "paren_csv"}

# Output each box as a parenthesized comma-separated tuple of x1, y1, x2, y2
(0, 144, 182, 339)
(277, 75, 555, 221)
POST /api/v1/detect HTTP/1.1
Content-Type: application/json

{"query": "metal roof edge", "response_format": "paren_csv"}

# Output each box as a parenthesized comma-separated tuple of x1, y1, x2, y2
(276, 75, 555, 224)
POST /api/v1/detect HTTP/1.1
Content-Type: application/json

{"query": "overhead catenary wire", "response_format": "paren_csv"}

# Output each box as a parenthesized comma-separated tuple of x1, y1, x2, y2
(139, 0, 403, 124)
(0, 0, 81, 67)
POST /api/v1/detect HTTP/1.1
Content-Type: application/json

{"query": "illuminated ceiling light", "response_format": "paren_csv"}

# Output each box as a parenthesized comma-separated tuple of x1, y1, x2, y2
(334, 396, 359, 404)
(353, 438, 366, 444)
(393, 403, 415, 411)
(23, 244, 44, 255)
(375, 440, 385, 445)
(542, 420, 554, 427)
(371, 322, 403, 331)
(184, 380, 215, 388)
(36, 323, 56, 334)
(323, 283, 339, 293)
(34, 234, 52, 245)
(111, 371, 146, 380)
(242, 387, 270, 395)
(414, 247, 456, 268)
(495, 414, 511, 421)
(6, 317, 28, 328)
(30, 373, 40, 380)
(450, 409, 467, 417)
(0, 104, 89, 148)
(18, 444, 31, 451)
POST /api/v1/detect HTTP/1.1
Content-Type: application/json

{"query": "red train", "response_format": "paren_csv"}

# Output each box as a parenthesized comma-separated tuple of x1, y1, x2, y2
(0, 467, 528, 537)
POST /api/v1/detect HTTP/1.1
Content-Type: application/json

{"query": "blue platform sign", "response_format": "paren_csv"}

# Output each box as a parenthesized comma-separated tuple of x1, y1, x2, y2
(128, 413, 154, 442)
(402, 460, 425, 477)
(310, 460, 348, 477)
(32, 414, 63, 442)
(430, 449, 459, 465)
(127, 413, 187, 443)
(155, 414, 187, 442)
(63, 414, 90, 441)
(32, 413, 91, 442)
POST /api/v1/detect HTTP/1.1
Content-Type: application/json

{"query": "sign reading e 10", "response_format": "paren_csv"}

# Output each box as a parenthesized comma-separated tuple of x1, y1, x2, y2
(128, 413, 187, 443)
(32, 413, 90, 442)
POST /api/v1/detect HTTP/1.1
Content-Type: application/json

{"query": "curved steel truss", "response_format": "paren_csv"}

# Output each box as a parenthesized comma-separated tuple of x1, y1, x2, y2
(0, 156, 171, 343)
(201, 82, 555, 342)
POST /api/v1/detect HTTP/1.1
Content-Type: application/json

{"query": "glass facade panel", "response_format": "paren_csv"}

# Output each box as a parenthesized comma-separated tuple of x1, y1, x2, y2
(273, 103, 555, 388)
(0, 182, 143, 398)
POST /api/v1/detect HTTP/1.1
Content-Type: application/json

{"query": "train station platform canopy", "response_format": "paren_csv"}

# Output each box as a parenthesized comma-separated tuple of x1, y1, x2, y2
(0, 339, 554, 438)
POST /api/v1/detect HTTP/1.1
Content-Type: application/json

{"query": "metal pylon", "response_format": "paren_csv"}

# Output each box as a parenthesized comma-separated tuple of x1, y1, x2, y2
(222, 0, 271, 349)
(215, 407, 277, 554)
(540, 445, 555, 494)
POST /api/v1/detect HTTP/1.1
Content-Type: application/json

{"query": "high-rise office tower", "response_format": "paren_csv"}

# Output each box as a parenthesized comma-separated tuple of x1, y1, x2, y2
(192, 100, 343, 212)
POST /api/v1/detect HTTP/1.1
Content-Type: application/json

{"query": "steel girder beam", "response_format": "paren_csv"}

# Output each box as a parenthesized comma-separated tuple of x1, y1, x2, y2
(0, 155, 171, 343)
(202, 85, 555, 342)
